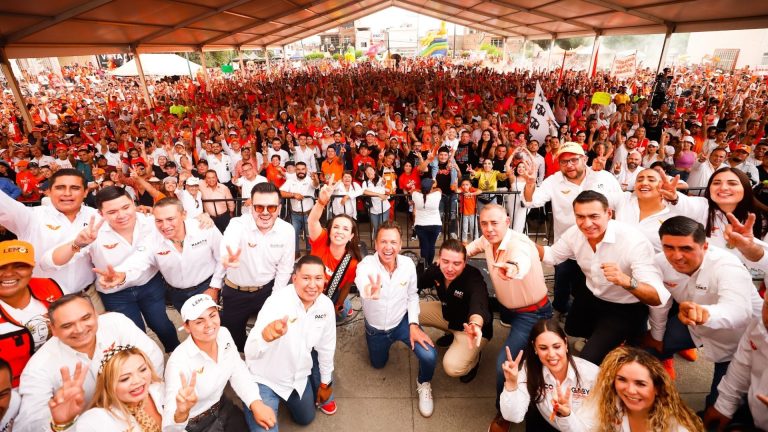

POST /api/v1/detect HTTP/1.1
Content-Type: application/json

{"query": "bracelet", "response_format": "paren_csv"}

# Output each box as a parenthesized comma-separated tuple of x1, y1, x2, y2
(468, 321, 482, 328)
(71, 241, 85, 252)
(50, 417, 77, 431)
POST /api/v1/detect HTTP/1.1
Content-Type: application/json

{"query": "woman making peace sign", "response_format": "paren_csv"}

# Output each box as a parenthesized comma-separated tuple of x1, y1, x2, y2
(499, 319, 599, 431)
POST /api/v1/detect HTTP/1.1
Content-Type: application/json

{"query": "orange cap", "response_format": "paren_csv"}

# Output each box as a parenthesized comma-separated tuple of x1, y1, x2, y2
(0, 240, 35, 267)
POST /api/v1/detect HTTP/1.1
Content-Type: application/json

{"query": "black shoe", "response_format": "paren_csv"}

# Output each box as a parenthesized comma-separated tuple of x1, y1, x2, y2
(435, 333, 454, 347)
(460, 353, 481, 383)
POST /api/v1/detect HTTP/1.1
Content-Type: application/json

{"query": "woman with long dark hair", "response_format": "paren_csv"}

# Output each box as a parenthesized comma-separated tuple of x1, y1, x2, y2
(476, 129, 496, 162)
(499, 319, 599, 431)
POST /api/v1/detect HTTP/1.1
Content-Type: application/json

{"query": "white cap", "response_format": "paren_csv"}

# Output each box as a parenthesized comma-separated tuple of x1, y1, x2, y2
(186, 177, 200, 186)
(180, 294, 218, 322)
(682, 136, 695, 144)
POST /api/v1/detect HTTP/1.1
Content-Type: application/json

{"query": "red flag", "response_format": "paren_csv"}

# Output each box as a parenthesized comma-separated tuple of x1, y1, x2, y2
(591, 44, 600, 78)
(557, 51, 567, 86)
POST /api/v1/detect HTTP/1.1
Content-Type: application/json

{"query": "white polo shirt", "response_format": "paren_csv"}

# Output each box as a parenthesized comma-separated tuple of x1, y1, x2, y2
(0, 190, 98, 294)
(612, 192, 682, 252)
(220, 215, 295, 289)
(17, 313, 164, 432)
(206, 153, 232, 183)
(653, 247, 763, 362)
(524, 169, 622, 241)
(279, 176, 317, 213)
(354, 253, 419, 331)
(163, 326, 261, 431)
(117, 220, 225, 289)
(292, 146, 318, 172)
(245, 286, 336, 400)
(331, 182, 363, 218)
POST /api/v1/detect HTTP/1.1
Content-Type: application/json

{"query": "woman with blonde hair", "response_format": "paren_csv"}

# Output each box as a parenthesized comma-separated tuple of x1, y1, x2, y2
(49, 346, 188, 431)
(583, 346, 703, 432)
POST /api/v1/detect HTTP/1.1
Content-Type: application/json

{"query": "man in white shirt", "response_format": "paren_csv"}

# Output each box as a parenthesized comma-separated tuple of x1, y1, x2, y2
(615, 150, 642, 191)
(536, 190, 670, 364)
(354, 221, 437, 418)
(43, 186, 181, 352)
(266, 138, 290, 168)
(280, 162, 319, 253)
(96, 197, 225, 313)
(205, 141, 232, 185)
(522, 142, 622, 322)
(688, 147, 728, 189)
(292, 133, 319, 173)
(17, 293, 164, 432)
(176, 175, 204, 218)
(0, 169, 102, 308)
(704, 294, 768, 431)
(728, 144, 760, 185)
(220, 182, 295, 352)
(649, 216, 763, 408)
(244, 255, 336, 429)
(233, 161, 267, 214)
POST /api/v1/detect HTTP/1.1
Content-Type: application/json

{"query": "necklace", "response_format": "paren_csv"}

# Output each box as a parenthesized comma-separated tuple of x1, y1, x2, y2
(127, 399, 161, 432)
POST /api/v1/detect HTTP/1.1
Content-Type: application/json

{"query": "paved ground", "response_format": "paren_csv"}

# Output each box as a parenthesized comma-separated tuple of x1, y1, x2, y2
(157, 254, 713, 432)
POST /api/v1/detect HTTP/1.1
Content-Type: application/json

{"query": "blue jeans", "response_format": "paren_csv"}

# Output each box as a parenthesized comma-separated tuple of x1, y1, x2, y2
(369, 212, 388, 238)
(310, 349, 334, 404)
(167, 276, 211, 312)
(415, 225, 441, 265)
(553, 259, 583, 314)
(244, 382, 315, 431)
(100, 272, 180, 352)
(291, 213, 309, 252)
(336, 298, 352, 322)
(364, 315, 437, 383)
(495, 301, 553, 409)
(651, 302, 729, 408)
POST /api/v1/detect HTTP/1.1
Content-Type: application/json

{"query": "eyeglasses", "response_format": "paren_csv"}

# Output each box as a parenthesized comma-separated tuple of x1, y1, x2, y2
(253, 204, 279, 214)
(558, 157, 582, 166)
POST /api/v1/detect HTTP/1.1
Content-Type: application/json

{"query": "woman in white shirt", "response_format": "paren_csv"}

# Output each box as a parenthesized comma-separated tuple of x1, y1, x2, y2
(361, 165, 390, 238)
(500, 319, 599, 431)
(412, 178, 443, 265)
(331, 171, 363, 218)
(578, 346, 703, 432)
(50, 346, 171, 431)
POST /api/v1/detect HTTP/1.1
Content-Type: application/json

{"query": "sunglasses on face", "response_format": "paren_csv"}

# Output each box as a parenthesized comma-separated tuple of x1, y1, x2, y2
(253, 204, 279, 214)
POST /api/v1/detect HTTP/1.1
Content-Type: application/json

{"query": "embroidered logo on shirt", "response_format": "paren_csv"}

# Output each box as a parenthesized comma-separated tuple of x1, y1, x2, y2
(46, 224, 61, 230)
(453, 291, 464, 299)
(157, 250, 171, 255)
(560, 190, 571, 195)
(195, 366, 204, 374)
(270, 243, 283, 248)
(663, 281, 678, 288)
(248, 242, 257, 248)
(102, 243, 118, 249)
(190, 239, 207, 247)
(695, 284, 708, 291)
(750, 339, 757, 350)
(315, 314, 327, 320)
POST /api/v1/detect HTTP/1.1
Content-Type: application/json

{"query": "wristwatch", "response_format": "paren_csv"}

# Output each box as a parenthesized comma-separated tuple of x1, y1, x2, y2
(626, 277, 638, 291)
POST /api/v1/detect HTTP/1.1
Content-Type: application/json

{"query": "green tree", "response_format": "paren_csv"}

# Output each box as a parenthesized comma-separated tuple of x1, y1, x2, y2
(555, 37, 588, 51)
(531, 39, 552, 51)
(479, 43, 501, 58)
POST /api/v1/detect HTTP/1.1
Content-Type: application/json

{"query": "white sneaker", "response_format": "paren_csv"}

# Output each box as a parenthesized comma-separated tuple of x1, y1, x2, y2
(416, 381, 434, 417)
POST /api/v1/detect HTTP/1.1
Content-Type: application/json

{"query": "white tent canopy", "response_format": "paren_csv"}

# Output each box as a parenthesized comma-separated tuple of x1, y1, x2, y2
(109, 54, 200, 77)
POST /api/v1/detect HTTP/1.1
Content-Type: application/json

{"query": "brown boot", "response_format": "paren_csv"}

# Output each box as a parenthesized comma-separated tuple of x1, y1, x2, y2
(488, 412, 511, 432)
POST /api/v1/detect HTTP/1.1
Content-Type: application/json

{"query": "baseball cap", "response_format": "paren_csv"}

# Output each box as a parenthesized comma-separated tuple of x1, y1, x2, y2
(366, 130, 376, 136)
(734, 144, 752, 153)
(682, 136, 695, 144)
(0, 240, 35, 267)
(147, 177, 161, 183)
(180, 294, 219, 323)
(557, 142, 586, 158)
(647, 140, 659, 148)
(186, 177, 200, 186)
(162, 176, 178, 184)
(15, 160, 29, 168)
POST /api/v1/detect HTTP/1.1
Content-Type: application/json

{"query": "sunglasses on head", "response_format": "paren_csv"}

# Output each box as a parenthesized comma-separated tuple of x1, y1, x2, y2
(253, 204, 279, 214)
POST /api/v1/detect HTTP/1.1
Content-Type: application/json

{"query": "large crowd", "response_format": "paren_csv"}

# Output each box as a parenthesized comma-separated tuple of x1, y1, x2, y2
(0, 56, 766, 432)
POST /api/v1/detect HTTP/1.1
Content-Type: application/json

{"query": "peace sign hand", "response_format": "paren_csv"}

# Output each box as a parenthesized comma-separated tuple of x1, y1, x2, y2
(551, 380, 572, 418)
(462, 322, 483, 349)
(659, 173, 680, 201)
(319, 176, 336, 203)
(519, 160, 537, 185)
(93, 265, 126, 289)
(49, 363, 87, 425)
(222, 245, 242, 269)
(175, 372, 198, 419)
(74, 215, 104, 248)
(501, 346, 524, 391)
(724, 212, 761, 257)
(365, 274, 382, 300)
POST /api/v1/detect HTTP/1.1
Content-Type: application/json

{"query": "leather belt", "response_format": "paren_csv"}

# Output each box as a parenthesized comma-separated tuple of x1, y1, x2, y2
(188, 401, 220, 424)
(511, 296, 549, 313)
(293, 209, 311, 215)
(224, 278, 274, 293)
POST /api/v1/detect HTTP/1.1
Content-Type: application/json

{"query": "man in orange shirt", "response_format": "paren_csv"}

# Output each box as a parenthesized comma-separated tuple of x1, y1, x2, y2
(265, 154, 287, 188)
(321, 147, 344, 184)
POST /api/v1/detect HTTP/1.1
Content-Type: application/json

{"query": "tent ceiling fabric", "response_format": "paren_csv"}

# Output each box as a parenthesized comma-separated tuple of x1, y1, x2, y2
(1, 0, 767, 58)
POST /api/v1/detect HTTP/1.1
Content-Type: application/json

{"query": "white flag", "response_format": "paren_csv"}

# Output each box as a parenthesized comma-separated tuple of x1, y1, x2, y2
(529, 82, 558, 145)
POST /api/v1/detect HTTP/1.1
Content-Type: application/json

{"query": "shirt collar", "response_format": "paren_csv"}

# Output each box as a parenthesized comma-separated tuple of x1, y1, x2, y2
(602, 220, 618, 244)
(496, 228, 514, 252)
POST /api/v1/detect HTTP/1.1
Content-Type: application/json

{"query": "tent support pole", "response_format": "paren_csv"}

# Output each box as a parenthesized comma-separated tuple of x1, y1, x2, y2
(656, 25, 675, 74)
(264, 45, 270, 69)
(130, 45, 153, 109)
(235, 47, 244, 71)
(0, 48, 34, 133)
(589, 32, 601, 76)
(199, 49, 209, 81)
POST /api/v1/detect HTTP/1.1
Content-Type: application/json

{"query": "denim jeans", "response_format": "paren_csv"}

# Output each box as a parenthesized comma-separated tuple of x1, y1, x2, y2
(651, 301, 730, 408)
(167, 276, 211, 312)
(100, 272, 180, 352)
(552, 259, 583, 314)
(364, 315, 437, 383)
(336, 298, 352, 322)
(310, 349, 334, 404)
(495, 301, 553, 409)
(460, 214, 478, 243)
(414, 225, 441, 265)
(369, 212, 389, 239)
(291, 213, 309, 252)
(244, 382, 315, 432)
